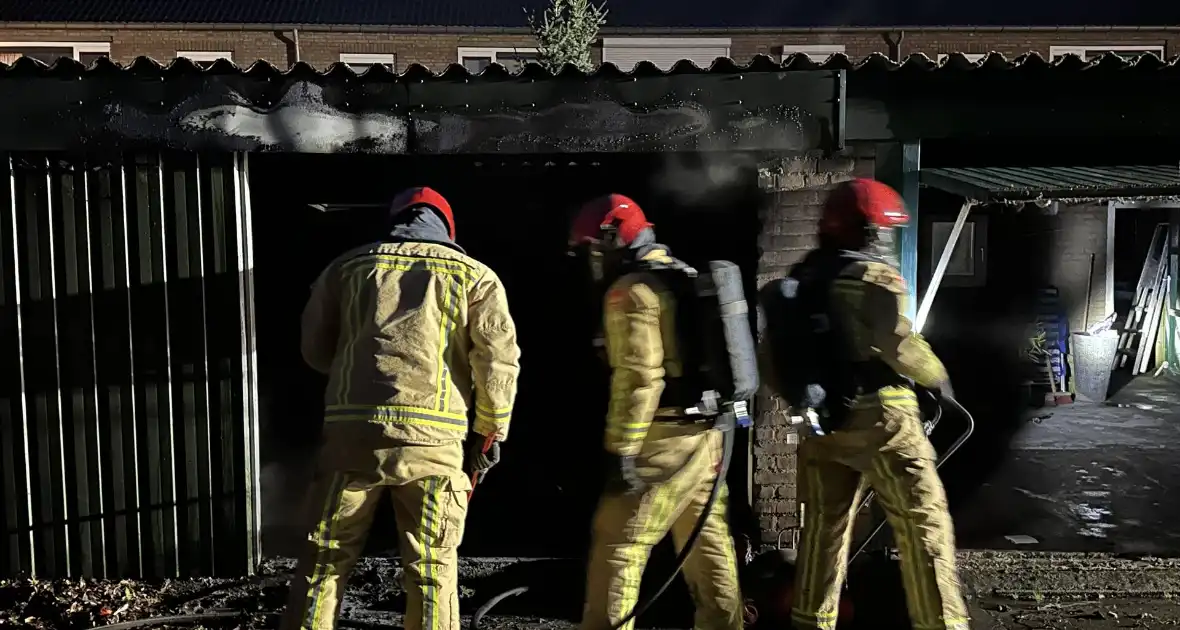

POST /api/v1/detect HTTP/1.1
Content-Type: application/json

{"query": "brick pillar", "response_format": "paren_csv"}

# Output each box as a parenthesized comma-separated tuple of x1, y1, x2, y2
(752, 147, 875, 549)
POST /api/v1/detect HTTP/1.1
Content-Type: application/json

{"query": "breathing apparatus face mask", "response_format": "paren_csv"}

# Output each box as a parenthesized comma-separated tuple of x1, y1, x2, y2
(568, 225, 626, 285)
(866, 224, 902, 268)
(567, 226, 626, 363)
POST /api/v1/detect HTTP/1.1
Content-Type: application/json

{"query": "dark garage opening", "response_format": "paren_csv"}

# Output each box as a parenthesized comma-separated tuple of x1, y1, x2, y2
(247, 152, 764, 560)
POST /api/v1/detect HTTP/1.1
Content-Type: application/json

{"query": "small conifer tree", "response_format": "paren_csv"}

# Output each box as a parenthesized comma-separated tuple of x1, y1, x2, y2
(525, 0, 607, 73)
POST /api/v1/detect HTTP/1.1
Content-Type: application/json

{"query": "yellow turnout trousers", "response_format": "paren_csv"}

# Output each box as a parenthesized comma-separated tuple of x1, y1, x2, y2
(582, 423, 743, 630)
(280, 424, 472, 630)
(791, 387, 969, 630)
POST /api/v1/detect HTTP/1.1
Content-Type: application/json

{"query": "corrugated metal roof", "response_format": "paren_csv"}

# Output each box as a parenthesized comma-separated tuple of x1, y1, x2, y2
(0, 53, 841, 155)
(1, 51, 1178, 80)
(921, 165, 1180, 203)
(1, 0, 1176, 28)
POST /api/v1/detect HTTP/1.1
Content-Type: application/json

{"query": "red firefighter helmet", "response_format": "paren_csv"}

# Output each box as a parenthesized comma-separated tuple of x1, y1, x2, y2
(390, 186, 456, 240)
(818, 178, 908, 247)
(568, 193, 653, 248)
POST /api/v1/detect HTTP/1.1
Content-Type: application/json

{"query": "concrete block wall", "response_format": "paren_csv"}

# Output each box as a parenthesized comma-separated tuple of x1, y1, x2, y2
(752, 147, 875, 547)
(1051, 204, 1110, 332)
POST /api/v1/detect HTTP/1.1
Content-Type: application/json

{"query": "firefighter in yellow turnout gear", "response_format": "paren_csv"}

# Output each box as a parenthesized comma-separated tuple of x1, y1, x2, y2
(569, 195, 744, 630)
(281, 187, 521, 630)
(785, 180, 969, 630)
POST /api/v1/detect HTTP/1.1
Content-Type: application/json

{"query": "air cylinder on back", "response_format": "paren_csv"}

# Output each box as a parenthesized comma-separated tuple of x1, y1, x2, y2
(696, 261, 760, 421)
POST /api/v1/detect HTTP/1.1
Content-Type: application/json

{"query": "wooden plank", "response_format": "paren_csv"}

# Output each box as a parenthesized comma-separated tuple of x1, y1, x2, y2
(1136, 263, 1170, 374)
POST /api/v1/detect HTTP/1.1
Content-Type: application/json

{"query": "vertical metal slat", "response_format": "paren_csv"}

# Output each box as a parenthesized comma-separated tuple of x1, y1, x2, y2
(193, 154, 217, 573)
(165, 152, 213, 576)
(133, 155, 163, 577)
(4, 155, 36, 575)
(57, 164, 87, 578)
(118, 155, 146, 578)
(155, 152, 181, 577)
(0, 151, 258, 579)
(232, 152, 262, 573)
(91, 160, 131, 576)
(58, 162, 104, 577)
(43, 157, 72, 576)
(80, 166, 110, 576)
(205, 155, 238, 575)
(169, 155, 199, 576)
(0, 156, 20, 575)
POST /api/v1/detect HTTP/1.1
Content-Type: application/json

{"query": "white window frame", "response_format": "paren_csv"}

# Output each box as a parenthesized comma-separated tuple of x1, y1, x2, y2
(1049, 45, 1164, 61)
(339, 53, 396, 70)
(601, 37, 733, 70)
(457, 46, 540, 69)
(937, 52, 987, 63)
(176, 51, 234, 63)
(0, 41, 110, 60)
(780, 44, 846, 61)
(601, 37, 732, 51)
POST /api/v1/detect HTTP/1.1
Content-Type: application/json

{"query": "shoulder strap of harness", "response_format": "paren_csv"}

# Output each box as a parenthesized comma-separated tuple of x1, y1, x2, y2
(632, 255, 698, 279)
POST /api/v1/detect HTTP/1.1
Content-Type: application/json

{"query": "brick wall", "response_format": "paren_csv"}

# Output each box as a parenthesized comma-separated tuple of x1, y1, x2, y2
(734, 29, 1180, 61)
(1050, 204, 1110, 332)
(0, 26, 538, 70)
(0, 25, 1177, 71)
(752, 147, 875, 547)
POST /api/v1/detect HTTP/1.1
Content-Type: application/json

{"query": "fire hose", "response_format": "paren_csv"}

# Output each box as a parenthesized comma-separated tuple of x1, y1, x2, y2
(85, 392, 964, 630)
(742, 390, 975, 628)
(86, 397, 963, 630)
(471, 422, 736, 630)
(82, 426, 731, 630)
(847, 393, 974, 563)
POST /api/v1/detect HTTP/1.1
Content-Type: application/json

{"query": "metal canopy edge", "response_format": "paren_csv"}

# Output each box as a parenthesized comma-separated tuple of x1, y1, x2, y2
(0, 67, 843, 155)
(921, 165, 1180, 204)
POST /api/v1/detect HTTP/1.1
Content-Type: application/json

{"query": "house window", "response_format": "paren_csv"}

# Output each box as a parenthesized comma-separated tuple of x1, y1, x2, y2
(176, 51, 234, 68)
(780, 44, 846, 61)
(601, 37, 732, 71)
(0, 41, 110, 65)
(926, 216, 988, 288)
(340, 53, 396, 73)
(457, 47, 540, 74)
(937, 52, 987, 63)
(1048, 45, 1165, 61)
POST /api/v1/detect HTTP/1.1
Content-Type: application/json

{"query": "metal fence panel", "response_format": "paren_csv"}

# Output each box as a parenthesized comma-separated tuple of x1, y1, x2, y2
(0, 152, 260, 578)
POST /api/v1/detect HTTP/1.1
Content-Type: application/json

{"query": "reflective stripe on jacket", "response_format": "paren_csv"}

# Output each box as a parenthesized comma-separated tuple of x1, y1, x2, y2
(300, 241, 520, 443)
(602, 249, 686, 457)
(829, 259, 948, 396)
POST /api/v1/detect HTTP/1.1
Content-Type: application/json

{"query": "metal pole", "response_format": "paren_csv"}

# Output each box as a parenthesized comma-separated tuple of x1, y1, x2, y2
(1105, 201, 1116, 318)
(915, 200, 974, 335)
(898, 143, 920, 322)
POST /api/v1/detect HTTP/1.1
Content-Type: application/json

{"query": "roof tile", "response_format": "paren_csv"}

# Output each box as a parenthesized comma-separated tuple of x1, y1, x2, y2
(1, 51, 1177, 80)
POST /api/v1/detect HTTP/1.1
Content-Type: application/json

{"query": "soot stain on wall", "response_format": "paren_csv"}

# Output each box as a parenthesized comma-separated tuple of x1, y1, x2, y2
(0, 67, 836, 155)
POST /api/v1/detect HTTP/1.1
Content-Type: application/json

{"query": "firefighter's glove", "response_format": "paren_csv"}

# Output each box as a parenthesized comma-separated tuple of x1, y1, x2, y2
(605, 453, 647, 496)
(464, 436, 501, 480)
